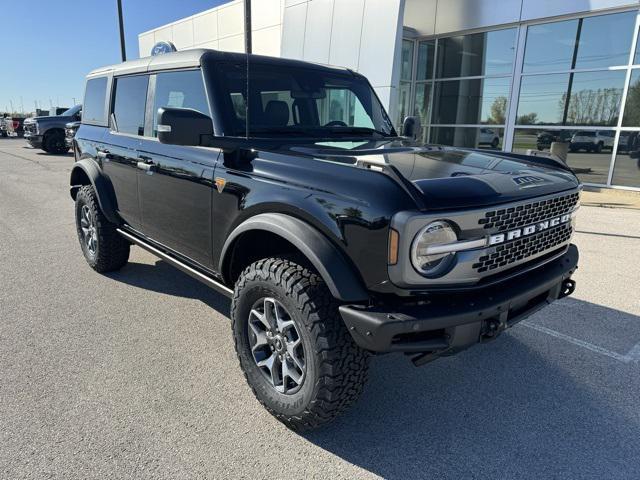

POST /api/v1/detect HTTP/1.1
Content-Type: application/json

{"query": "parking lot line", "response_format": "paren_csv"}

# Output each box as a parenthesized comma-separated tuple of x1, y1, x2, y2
(521, 321, 640, 364)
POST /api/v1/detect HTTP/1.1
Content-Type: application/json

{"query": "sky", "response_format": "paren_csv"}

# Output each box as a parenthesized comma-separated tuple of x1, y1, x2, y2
(0, 0, 226, 114)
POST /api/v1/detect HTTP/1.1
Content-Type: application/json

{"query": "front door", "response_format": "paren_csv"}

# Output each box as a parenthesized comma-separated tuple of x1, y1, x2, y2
(136, 69, 218, 269)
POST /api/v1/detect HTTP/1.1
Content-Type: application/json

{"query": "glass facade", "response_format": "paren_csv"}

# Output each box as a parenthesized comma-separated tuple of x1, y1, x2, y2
(400, 8, 640, 189)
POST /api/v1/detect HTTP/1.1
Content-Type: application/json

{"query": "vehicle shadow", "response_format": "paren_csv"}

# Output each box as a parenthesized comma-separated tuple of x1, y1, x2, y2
(106, 259, 231, 315)
(302, 301, 640, 479)
(105, 261, 640, 478)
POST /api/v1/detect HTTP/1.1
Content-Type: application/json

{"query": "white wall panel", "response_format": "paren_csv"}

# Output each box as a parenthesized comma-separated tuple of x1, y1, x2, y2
(403, 0, 437, 36)
(172, 20, 194, 49)
(193, 11, 218, 45)
(303, 0, 334, 63)
(193, 40, 219, 50)
(281, 1, 308, 59)
(329, 0, 365, 69)
(253, 26, 282, 56)
(252, 0, 283, 30)
(153, 26, 173, 44)
(358, 0, 404, 87)
(434, 0, 521, 34)
(138, 32, 155, 58)
(218, 1, 244, 38)
(218, 34, 245, 52)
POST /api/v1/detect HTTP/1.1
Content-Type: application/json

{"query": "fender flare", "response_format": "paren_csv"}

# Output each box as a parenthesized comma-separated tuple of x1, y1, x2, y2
(69, 158, 120, 224)
(220, 213, 369, 303)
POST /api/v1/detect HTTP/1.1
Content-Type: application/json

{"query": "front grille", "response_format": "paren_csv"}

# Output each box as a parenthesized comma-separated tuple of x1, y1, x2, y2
(479, 192, 579, 232)
(473, 223, 572, 273)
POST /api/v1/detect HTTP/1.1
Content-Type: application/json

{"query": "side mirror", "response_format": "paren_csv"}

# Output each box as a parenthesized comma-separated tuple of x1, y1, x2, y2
(157, 107, 213, 146)
(402, 116, 421, 140)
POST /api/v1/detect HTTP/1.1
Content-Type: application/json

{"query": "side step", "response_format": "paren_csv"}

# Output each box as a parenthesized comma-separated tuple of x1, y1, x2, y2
(116, 228, 233, 298)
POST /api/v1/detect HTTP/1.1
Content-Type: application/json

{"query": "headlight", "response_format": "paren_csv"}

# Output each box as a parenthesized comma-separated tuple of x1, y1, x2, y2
(411, 221, 458, 277)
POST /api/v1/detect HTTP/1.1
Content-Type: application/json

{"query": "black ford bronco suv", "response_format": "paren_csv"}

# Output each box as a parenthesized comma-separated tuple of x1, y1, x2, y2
(70, 49, 580, 430)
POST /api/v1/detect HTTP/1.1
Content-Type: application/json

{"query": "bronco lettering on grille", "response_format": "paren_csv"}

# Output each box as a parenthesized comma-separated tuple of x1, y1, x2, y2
(488, 213, 572, 246)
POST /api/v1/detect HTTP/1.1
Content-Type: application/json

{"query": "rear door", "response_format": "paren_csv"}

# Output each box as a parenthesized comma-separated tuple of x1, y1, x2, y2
(101, 74, 149, 231)
(137, 69, 219, 269)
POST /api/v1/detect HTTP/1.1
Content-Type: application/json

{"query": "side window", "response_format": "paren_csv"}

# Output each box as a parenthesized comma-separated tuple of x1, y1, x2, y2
(83, 77, 108, 124)
(112, 75, 148, 136)
(152, 70, 210, 136)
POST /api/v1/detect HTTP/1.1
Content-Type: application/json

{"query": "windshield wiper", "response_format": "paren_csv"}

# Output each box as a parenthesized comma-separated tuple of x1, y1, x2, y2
(249, 128, 321, 137)
(325, 126, 395, 138)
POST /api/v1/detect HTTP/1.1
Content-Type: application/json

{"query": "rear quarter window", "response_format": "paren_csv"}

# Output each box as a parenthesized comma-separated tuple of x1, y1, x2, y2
(82, 77, 108, 125)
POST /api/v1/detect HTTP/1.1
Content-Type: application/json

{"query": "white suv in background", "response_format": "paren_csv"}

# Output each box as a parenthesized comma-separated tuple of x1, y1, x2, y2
(569, 130, 615, 153)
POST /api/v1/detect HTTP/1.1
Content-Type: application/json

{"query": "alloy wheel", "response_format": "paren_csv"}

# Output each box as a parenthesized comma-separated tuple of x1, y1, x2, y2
(248, 297, 306, 394)
(80, 204, 97, 257)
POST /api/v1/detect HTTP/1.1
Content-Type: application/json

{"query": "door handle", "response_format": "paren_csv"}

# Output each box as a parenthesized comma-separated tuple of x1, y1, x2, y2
(136, 161, 155, 172)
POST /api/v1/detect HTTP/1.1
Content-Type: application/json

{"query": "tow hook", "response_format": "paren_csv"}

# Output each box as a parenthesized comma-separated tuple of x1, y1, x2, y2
(559, 279, 576, 299)
(480, 318, 502, 342)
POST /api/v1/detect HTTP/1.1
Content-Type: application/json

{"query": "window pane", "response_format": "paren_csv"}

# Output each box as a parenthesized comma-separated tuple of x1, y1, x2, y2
(316, 89, 375, 128)
(512, 128, 613, 184)
(566, 70, 625, 126)
(611, 131, 640, 187)
(432, 77, 510, 125)
(416, 40, 435, 81)
(436, 28, 516, 78)
(397, 81, 411, 126)
(523, 19, 578, 73)
(575, 11, 636, 70)
(622, 69, 640, 126)
(83, 77, 108, 124)
(430, 126, 503, 149)
(113, 76, 148, 136)
(517, 71, 625, 125)
(401, 40, 414, 81)
(153, 70, 210, 136)
(413, 83, 432, 124)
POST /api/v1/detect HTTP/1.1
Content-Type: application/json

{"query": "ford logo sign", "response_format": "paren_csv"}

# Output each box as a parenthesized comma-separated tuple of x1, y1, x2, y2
(151, 41, 177, 56)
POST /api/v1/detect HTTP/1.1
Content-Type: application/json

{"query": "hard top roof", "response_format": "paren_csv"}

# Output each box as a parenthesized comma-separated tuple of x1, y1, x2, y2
(87, 49, 352, 78)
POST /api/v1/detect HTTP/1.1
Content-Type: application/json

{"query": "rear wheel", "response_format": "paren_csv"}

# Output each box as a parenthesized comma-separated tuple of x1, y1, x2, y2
(231, 257, 369, 431)
(43, 130, 68, 154)
(75, 185, 130, 273)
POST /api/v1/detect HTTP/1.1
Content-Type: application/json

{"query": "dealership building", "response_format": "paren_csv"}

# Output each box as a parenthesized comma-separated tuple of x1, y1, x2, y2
(139, 0, 640, 190)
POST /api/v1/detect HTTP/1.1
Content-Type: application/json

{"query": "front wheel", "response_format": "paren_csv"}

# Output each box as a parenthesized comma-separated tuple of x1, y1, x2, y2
(43, 130, 69, 154)
(231, 257, 369, 431)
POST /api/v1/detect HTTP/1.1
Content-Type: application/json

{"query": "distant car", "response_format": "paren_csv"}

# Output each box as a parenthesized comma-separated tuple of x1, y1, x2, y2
(478, 128, 500, 148)
(0, 115, 11, 137)
(65, 121, 80, 149)
(536, 130, 573, 151)
(569, 130, 614, 153)
(23, 104, 82, 154)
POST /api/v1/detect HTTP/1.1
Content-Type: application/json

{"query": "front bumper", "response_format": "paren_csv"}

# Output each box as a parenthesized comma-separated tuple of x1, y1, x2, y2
(24, 133, 43, 148)
(340, 244, 578, 356)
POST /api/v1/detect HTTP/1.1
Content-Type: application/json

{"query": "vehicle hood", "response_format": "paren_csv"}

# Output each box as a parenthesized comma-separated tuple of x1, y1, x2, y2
(25, 115, 75, 124)
(285, 139, 580, 210)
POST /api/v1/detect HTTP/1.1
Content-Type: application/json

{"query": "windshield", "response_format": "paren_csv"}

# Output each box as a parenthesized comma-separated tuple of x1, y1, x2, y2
(61, 105, 82, 117)
(211, 62, 396, 139)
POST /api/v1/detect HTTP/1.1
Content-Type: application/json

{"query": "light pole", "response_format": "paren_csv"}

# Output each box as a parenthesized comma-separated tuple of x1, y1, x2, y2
(117, 0, 127, 61)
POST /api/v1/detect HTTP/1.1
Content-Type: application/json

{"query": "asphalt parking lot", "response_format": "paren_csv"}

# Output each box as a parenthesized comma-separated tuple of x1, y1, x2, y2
(1, 138, 639, 479)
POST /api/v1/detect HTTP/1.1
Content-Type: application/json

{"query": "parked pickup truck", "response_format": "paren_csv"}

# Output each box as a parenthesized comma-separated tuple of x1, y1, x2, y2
(69, 49, 580, 430)
(24, 105, 82, 153)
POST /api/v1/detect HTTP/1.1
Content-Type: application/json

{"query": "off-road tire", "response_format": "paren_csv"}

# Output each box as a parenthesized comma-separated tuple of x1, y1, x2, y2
(75, 185, 130, 273)
(231, 257, 369, 431)
(43, 130, 69, 154)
